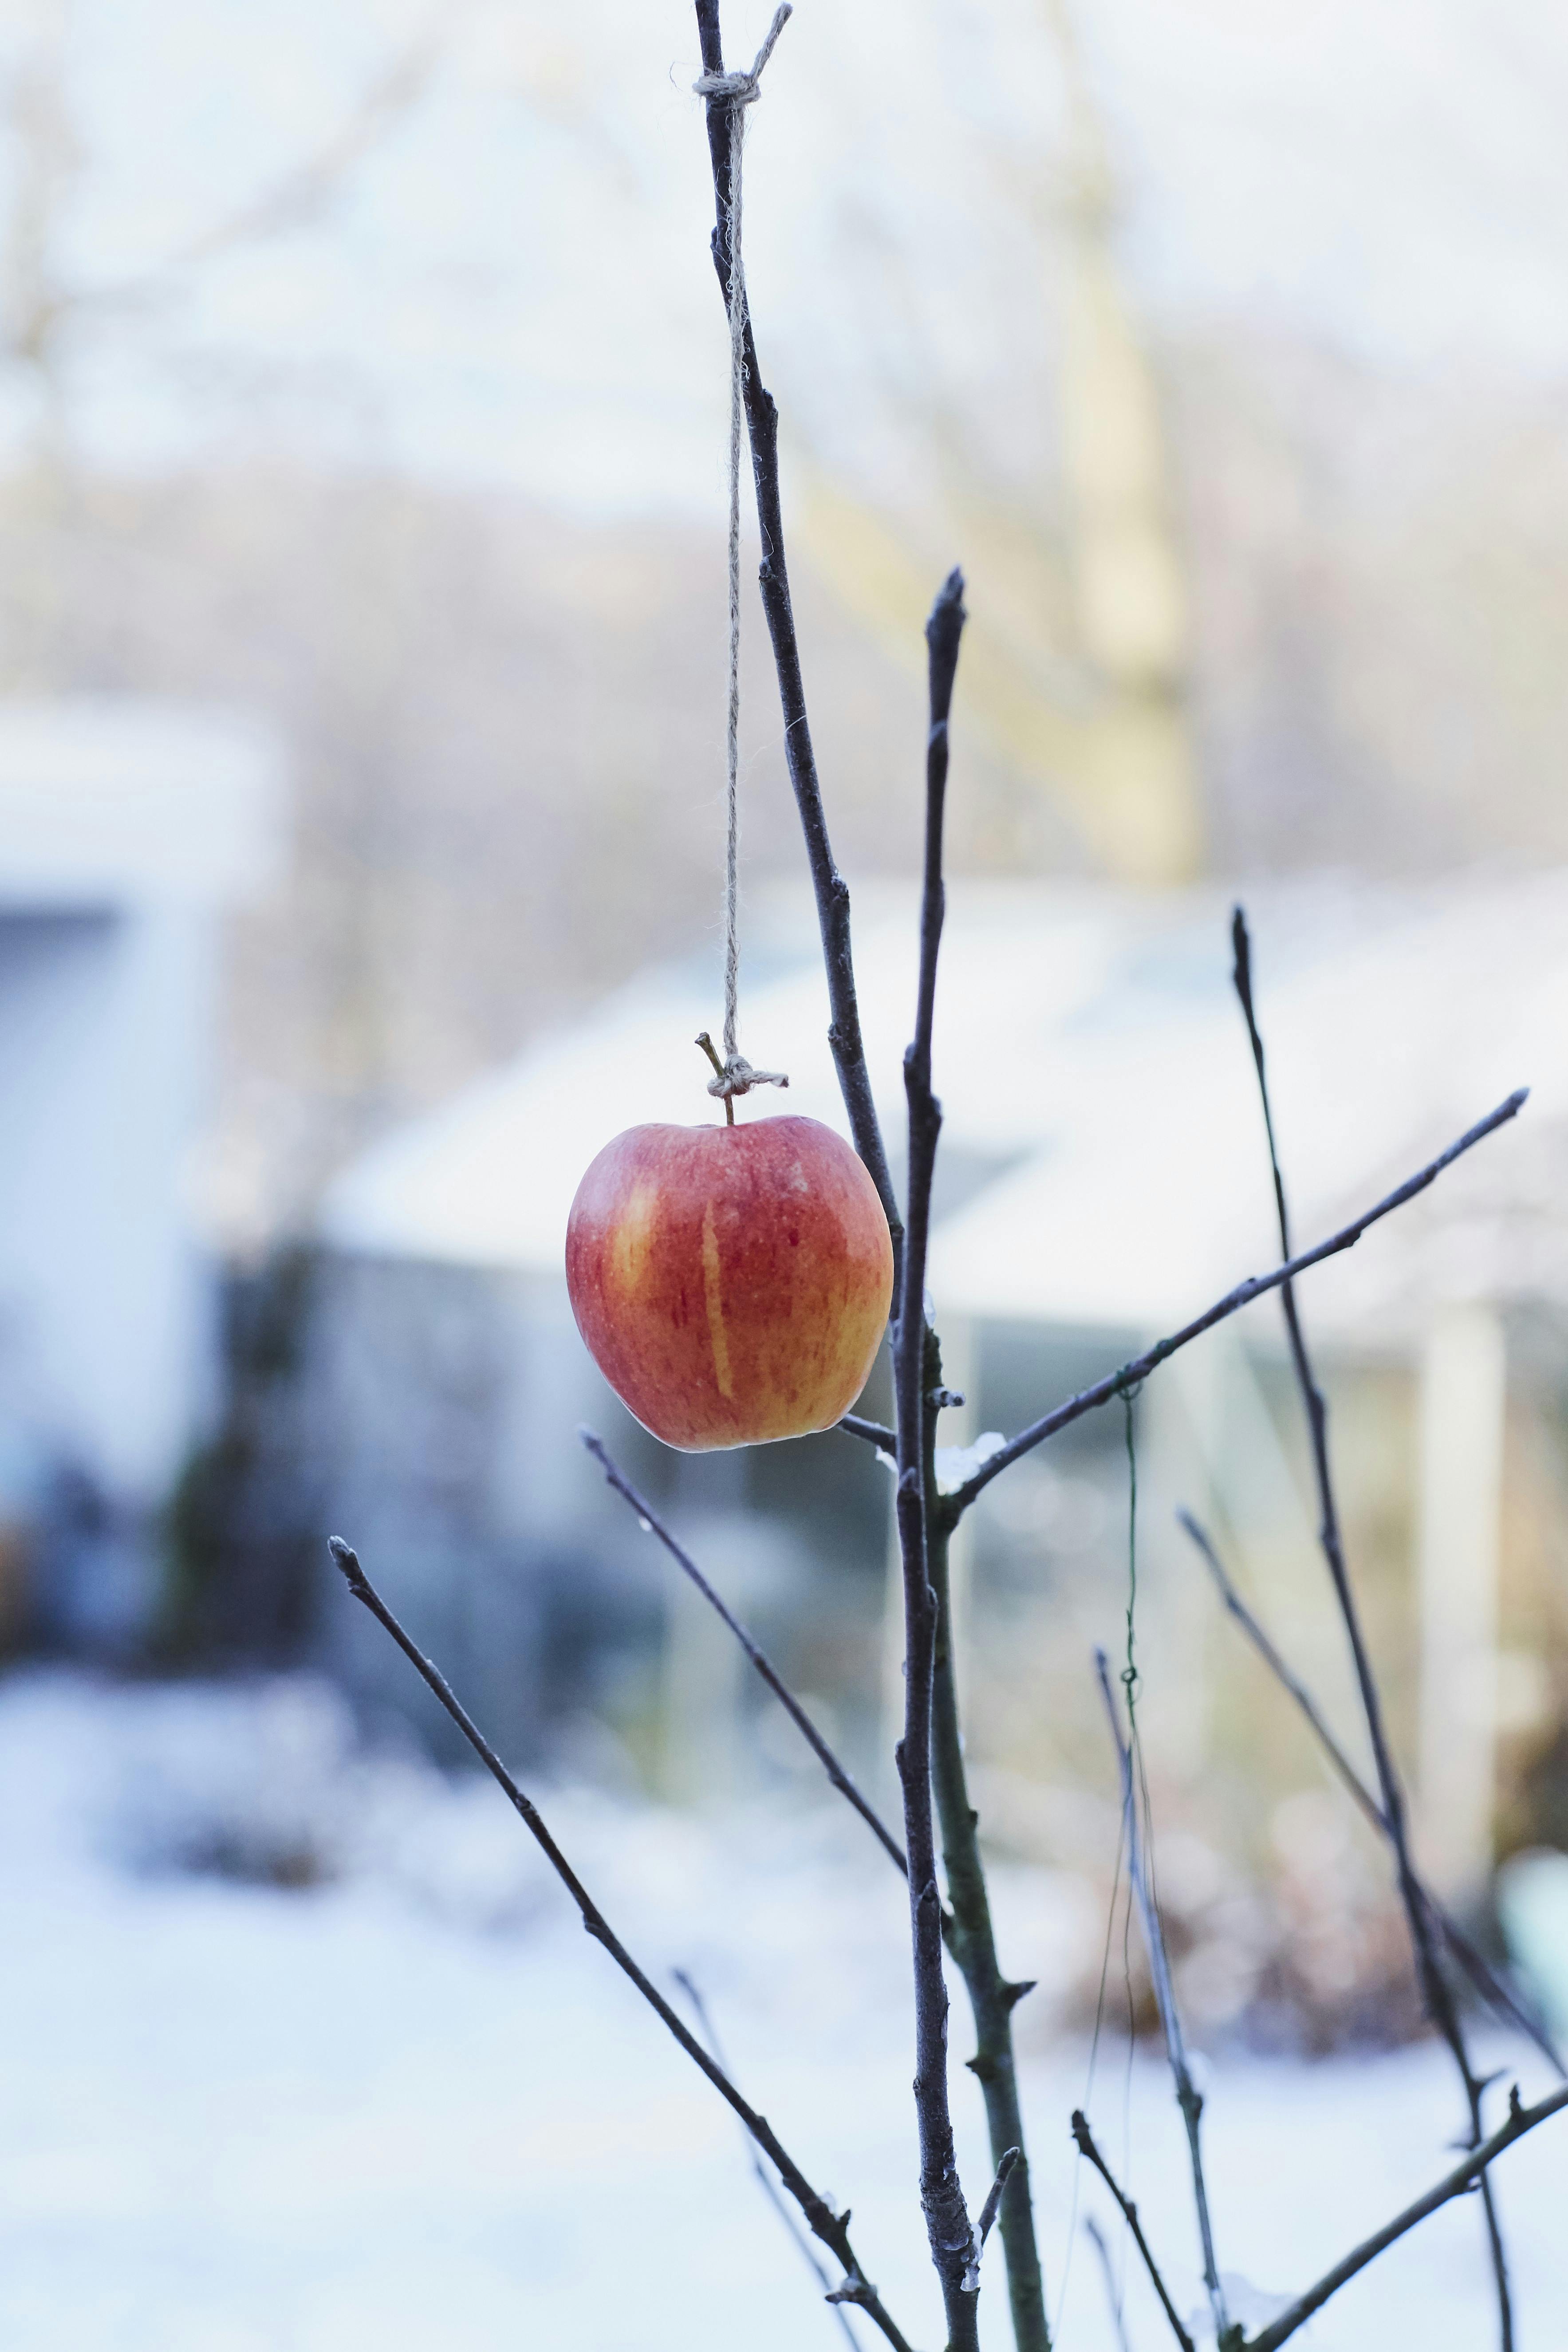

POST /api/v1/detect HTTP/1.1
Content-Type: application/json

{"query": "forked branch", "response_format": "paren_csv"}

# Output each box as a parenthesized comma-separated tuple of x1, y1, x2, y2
(1241, 2083, 1568, 2352)
(1229, 906, 1513, 2344)
(326, 1538, 914, 2352)
(942, 1088, 1527, 1519)
(1179, 1508, 1564, 2073)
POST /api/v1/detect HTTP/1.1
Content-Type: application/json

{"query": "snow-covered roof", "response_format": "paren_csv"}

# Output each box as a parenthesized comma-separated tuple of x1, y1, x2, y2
(0, 699, 287, 910)
(319, 872, 1568, 1340)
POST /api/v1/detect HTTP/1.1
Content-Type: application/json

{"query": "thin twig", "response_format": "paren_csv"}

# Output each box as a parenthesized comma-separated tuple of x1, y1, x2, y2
(1083, 2214, 1135, 2352)
(839, 1412, 898, 1456)
(942, 1089, 1528, 1520)
(922, 1393, 1051, 2318)
(900, 579, 1052, 2348)
(911, 573, 1052, 2350)
(892, 567, 981, 2351)
(1241, 2083, 1568, 2352)
(926, 1492, 1051, 2345)
(325, 1538, 914, 2352)
(673, 1969, 863, 2350)
(692, 31, 1036, 2331)
(1229, 906, 1514, 2346)
(1178, 1509, 1565, 2074)
(580, 1427, 908, 1874)
(975, 2147, 1022, 2255)
(694, 0, 902, 1280)
(1070, 2111, 1195, 2352)
(1094, 1651, 1230, 2346)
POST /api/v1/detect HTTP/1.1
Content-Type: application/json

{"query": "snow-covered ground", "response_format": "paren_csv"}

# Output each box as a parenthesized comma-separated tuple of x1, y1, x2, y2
(0, 1670, 1560, 2351)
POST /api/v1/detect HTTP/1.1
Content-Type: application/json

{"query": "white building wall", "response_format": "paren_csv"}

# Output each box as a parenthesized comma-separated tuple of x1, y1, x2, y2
(0, 903, 217, 1501)
(0, 699, 287, 1616)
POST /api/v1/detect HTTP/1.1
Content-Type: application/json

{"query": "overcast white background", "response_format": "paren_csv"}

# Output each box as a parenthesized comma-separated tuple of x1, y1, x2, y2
(2, 0, 1566, 512)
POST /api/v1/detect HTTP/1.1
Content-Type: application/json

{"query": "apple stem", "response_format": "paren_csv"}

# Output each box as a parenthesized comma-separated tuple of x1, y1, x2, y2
(693, 1029, 736, 1123)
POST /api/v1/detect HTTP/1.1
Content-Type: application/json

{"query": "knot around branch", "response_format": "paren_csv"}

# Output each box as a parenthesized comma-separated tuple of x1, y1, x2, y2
(693, 3, 792, 107)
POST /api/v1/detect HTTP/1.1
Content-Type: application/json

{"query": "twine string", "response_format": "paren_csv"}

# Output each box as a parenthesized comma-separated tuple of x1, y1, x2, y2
(695, 5, 792, 1113)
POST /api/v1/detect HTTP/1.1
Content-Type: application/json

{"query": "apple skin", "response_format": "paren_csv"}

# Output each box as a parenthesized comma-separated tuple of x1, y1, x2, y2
(565, 1115, 894, 1451)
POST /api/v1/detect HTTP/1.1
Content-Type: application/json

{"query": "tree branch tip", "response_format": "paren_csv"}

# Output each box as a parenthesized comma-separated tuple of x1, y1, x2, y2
(927, 565, 966, 632)
(326, 1535, 366, 1592)
(1002, 1977, 1038, 2011)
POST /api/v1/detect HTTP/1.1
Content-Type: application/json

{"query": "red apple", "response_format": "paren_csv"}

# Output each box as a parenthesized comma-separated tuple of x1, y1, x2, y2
(565, 1115, 894, 1450)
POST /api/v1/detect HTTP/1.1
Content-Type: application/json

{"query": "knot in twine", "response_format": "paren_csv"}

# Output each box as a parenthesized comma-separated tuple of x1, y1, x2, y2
(696, 1032, 788, 1108)
(692, 4, 792, 108)
(693, 5, 793, 1116)
(709, 1052, 788, 1103)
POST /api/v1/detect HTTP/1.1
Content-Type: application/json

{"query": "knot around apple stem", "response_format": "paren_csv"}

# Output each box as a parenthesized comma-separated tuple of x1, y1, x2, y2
(695, 1029, 789, 1125)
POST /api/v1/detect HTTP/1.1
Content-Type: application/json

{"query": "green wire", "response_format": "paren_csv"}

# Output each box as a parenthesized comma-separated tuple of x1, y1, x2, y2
(1121, 1383, 1140, 1728)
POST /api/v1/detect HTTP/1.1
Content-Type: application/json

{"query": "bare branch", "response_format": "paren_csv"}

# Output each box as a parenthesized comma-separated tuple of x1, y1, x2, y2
(887, 565, 981, 2348)
(1242, 2084, 1568, 2352)
(839, 1413, 897, 1456)
(1070, 2110, 1196, 2352)
(580, 1427, 908, 1875)
(975, 2147, 1021, 2254)
(1178, 1509, 1564, 2074)
(325, 1537, 915, 2352)
(690, 28, 1037, 2328)
(943, 1088, 1528, 1519)
(826, 565, 1051, 2349)
(672, 1970, 863, 2349)
(1083, 2216, 1135, 2352)
(1229, 906, 1513, 2343)
(694, 0, 902, 1280)
(923, 1404, 1052, 2334)
(1094, 1651, 1229, 2344)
